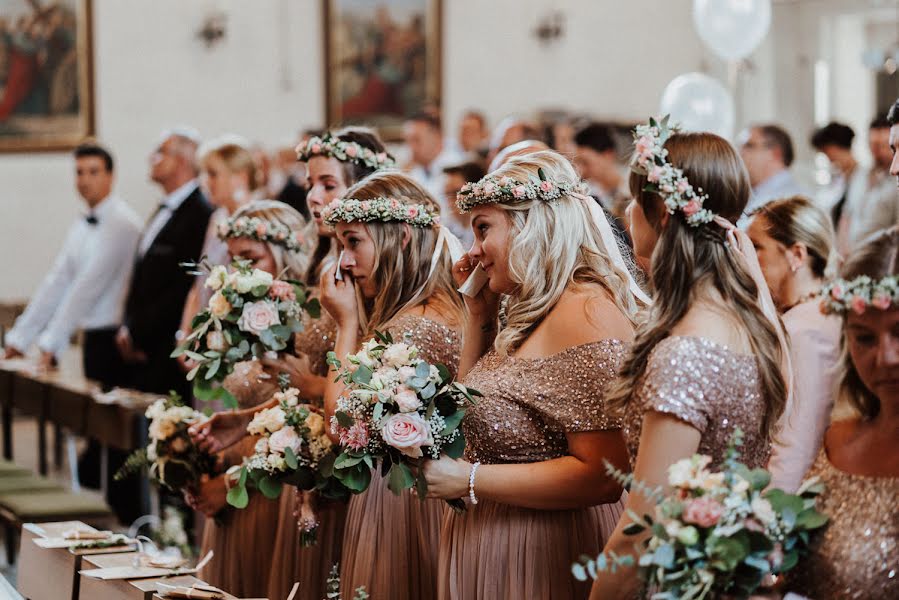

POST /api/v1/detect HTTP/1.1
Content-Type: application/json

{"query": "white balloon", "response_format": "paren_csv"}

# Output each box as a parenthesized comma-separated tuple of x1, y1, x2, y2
(693, 0, 772, 61)
(659, 73, 735, 139)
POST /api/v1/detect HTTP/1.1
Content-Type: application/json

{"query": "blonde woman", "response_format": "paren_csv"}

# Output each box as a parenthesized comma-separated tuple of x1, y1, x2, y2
(185, 200, 308, 597)
(422, 150, 643, 600)
(786, 226, 898, 599)
(319, 171, 464, 600)
(590, 126, 789, 599)
(747, 196, 842, 491)
(189, 128, 395, 600)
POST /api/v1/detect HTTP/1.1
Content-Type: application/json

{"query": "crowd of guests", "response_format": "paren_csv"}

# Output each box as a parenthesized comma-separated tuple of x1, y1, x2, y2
(1, 100, 897, 600)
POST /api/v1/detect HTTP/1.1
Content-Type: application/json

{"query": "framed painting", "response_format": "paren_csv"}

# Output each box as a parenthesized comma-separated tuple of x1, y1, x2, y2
(0, 0, 94, 152)
(323, 0, 441, 140)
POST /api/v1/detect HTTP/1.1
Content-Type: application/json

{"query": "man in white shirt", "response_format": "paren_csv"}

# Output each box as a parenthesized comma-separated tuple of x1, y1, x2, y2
(738, 124, 811, 227)
(4, 142, 141, 386)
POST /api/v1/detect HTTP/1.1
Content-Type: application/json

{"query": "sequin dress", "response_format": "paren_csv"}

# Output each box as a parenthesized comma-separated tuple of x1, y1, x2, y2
(340, 313, 462, 600)
(622, 336, 771, 470)
(787, 447, 899, 599)
(199, 360, 280, 597)
(268, 308, 345, 600)
(439, 339, 628, 600)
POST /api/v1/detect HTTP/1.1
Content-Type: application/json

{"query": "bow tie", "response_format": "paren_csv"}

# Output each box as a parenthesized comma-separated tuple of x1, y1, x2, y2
(84, 214, 98, 225)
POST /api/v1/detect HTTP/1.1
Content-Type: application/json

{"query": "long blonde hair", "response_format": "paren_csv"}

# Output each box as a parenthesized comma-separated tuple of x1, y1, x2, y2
(608, 132, 787, 441)
(483, 151, 640, 355)
(341, 171, 464, 334)
(199, 135, 259, 191)
(228, 200, 310, 280)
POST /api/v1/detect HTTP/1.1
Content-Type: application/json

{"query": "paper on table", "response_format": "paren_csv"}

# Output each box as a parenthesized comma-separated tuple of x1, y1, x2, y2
(34, 535, 133, 549)
(155, 582, 224, 599)
(80, 550, 213, 580)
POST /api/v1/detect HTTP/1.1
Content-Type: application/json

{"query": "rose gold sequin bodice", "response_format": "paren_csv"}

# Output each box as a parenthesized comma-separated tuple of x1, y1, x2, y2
(623, 336, 770, 469)
(294, 309, 338, 377)
(380, 313, 461, 378)
(461, 339, 627, 464)
(788, 449, 898, 599)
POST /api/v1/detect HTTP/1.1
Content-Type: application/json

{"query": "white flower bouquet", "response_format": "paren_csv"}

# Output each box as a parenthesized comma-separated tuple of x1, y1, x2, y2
(327, 331, 480, 511)
(572, 430, 828, 599)
(172, 259, 320, 408)
(115, 393, 216, 492)
(226, 386, 349, 546)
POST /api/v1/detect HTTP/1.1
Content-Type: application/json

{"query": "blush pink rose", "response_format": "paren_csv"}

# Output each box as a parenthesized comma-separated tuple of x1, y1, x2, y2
(682, 496, 724, 528)
(237, 301, 281, 335)
(871, 292, 893, 310)
(392, 386, 422, 413)
(268, 426, 302, 455)
(376, 152, 387, 163)
(255, 222, 267, 236)
(483, 183, 496, 195)
(677, 180, 691, 194)
(850, 296, 867, 315)
(381, 413, 432, 458)
(397, 366, 416, 382)
(269, 280, 296, 301)
(539, 181, 553, 193)
(830, 284, 844, 300)
(648, 165, 664, 182)
(408, 206, 419, 218)
(345, 145, 358, 158)
(310, 143, 322, 154)
(512, 185, 527, 198)
(682, 200, 700, 216)
(205, 330, 228, 352)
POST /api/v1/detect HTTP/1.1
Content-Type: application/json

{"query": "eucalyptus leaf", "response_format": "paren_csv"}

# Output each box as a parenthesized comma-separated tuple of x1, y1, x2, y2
(284, 446, 298, 470)
(226, 484, 249, 508)
(258, 475, 284, 499)
(387, 463, 415, 495)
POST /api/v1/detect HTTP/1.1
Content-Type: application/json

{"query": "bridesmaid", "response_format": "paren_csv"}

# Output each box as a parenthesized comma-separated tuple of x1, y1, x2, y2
(786, 226, 898, 599)
(423, 150, 644, 600)
(186, 200, 309, 597)
(746, 196, 842, 491)
(590, 126, 789, 599)
(319, 171, 465, 600)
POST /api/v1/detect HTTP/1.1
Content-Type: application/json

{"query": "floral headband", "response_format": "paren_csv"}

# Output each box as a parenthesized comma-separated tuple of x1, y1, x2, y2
(820, 275, 899, 315)
(295, 133, 396, 170)
(631, 115, 714, 227)
(455, 169, 587, 213)
(217, 215, 305, 252)
(322, 197, 439, 228)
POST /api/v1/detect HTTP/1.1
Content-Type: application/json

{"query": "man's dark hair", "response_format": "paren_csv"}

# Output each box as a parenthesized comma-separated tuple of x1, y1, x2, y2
(757, 124, 795, 167)
(407, 111, 441, 132)
(810, 122, 855, 150)
(462, 110, 487, 130)
(74, 141, 114, 172)
(886, 100, 899, 127)
(443, 161, 486, 184)
(574, 122, 616, 154)
(871, 112, 891, 130)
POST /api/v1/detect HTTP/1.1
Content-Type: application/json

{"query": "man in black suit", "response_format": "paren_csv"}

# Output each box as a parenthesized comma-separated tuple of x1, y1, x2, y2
(116, 128, 212, 398)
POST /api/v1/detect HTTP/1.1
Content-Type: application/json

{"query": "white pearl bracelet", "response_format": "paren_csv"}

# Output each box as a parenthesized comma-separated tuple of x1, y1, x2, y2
(468, 461, 481, 505)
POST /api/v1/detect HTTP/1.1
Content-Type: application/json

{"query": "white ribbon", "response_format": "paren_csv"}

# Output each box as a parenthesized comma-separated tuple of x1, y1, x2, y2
(571, 192, 652, 306)
(405, 225, 465, 307)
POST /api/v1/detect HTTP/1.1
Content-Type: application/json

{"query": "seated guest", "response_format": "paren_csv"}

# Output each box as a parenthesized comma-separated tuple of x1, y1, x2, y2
(442, 161, 486, 248)
(574, 121, 630, 220)
(738, 123, 810, 226)
(116, 127, 212, 398)
(4, 141, 141, 384)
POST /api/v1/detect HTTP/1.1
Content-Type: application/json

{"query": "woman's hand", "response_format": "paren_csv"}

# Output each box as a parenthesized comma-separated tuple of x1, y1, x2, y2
(422, 456, 472, 500)
(452, 254, 500, 324)
(189, 409, 254, 454)
(319, 263, 359, 329)
(185, 474, 228, 517)
(261, 353, 324, 399)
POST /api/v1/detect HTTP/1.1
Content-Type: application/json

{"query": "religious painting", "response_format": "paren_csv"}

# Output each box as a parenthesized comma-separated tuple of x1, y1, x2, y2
(0, 0, 93, 152)
(324, 0, 441, 140)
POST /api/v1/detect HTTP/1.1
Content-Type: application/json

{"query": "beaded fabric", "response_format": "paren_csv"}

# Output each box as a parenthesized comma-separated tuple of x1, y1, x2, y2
(787, 448, 898, 599)
(461, 339, 627, 464)
(622, 336, 770, 469)
(293, 308, 337, 378)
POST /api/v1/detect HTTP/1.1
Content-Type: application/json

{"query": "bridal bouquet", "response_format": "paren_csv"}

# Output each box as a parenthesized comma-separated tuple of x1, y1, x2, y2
(115, 393, 216, 492)
(226, 386, 348, 545)
(327, 332, 480, 510)
(172, 259, 320, 408)
(572, 430, 828, 599)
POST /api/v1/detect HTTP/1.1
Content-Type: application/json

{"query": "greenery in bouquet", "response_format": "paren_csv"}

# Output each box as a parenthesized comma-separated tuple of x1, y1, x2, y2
(572, 430, 828, 599)
(324, 563, 369, 600)
(326, 331, 480, 510)
(226, 386, 349, 545)
(172, 259, 320, 408)
(115, 393, 216, 492)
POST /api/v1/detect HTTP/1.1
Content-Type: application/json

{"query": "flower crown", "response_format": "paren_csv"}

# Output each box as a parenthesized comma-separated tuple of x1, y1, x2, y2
(322, 197, 439, 228)
(820, 275, 898, 315)
(455, 168, 587, 213)
(217, 215, 305, 252)
(631, 115, 714, 227)
(295, 133, 395, 170)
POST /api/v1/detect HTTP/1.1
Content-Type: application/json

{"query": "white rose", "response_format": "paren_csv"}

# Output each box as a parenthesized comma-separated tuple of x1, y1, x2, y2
(392, 385, 422, 413)
(267, 453, 286, 470)
(382, 343, 414, 368)
(732, 475, 750, 495)
(667, 458, 694, 488)
(397, 366, 416, 383)
(305, 411, 325, 438)
(248, 407, 285, 436)
(269, 427, 302, 455)
(751, 497, 776, 525)
(274, 388, 300, 407)
(234, 269, 274, 294)
(237, 301, 281, 336)
(145, 399, 166, 420)
(254, 438, 269, 454)
(149, 418, 177, 441)
(204, 265, 229, 291)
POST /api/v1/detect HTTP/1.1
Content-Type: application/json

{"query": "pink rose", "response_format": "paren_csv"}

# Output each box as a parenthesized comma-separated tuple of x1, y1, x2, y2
(408, 206, 419, 218)
(339, 422, 369, 451)
(483, 183, 496, 195)
(397, 366, 416, 382)
(206, 330, 228, 352)
(850, 296, 867, 315)
(682, 200, 700, 216)
(682, 496, 724, 528)
(539, 181, 553, 193)
(512, 185, 526, 198)
(830, 284, 844, 301)
(376, 152, 387, 163)
(677, 180, 691, 194)
(381, 413, 432, 458)
(392, 386, 422, 413)
(390, 198, 400, 209)
(871, 291, 893, 310)
(268, 280, 296, 301)
(255, 222, 267, 236)
(636, 136, 654, 160)
(237, 301, 281, 335)
(208, 291, 232, 319)
(345, 145, 358, 158)
(276, 231, 286, 241)
(268, 427, 302, 455)
(361, 201, 371, 211)
(647, 166, 664, 183)
(310, 143, 322, 154)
